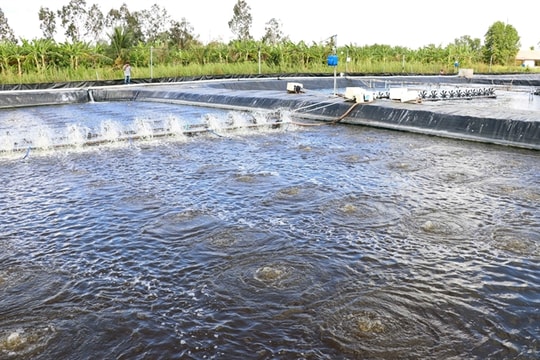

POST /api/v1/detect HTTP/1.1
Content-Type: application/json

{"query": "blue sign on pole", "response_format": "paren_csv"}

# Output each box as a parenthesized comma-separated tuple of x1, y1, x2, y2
(327, 55, 338, 67)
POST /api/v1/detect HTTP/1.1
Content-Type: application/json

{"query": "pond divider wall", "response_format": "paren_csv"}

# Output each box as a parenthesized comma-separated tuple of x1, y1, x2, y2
(0, 88, 90, 108)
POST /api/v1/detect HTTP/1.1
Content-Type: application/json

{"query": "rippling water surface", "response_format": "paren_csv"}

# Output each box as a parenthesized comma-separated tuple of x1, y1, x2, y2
(0, 101, 539, 359)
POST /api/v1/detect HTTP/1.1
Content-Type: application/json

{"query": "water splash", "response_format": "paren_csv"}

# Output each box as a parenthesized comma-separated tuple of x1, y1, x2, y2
(132, 118, 154, 138)
(99, 119, 123, 142)
(66, 124, 90, 147)
(164, 115, 189, 137)
(0, 104, 289, 159)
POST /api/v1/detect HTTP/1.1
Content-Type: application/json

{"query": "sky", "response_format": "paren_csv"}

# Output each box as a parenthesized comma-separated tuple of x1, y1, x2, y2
(1, 0, 538, 50)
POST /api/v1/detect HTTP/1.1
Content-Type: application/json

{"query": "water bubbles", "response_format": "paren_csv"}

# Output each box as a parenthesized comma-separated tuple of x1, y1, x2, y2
(254, 265, 289, 286)
(0, 325, 56, 358)
(491, 228, 539, 256)
(340, 203, 357, 214)
(421, 220, 436, 232)
(351, 311, 387, 335)
(3, 331, 25, 351)
(404, 210, 471, 241)
(277, 186, 301, 197)
(208, 233, 237, 248)
(234, 173, 256, 183)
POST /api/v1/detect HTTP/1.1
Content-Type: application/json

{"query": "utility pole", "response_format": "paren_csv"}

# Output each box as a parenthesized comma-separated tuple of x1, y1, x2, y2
(332, 35, 337, 96)
(258, 46, 261, 75)
(150, 46, 154, 80)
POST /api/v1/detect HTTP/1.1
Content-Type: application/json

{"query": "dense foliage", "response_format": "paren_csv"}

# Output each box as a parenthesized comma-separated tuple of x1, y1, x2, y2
(0, 0, 533, 84)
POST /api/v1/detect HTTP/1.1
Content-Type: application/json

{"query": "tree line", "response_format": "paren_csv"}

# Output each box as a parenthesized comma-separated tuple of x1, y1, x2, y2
(0, 0, 525, 81)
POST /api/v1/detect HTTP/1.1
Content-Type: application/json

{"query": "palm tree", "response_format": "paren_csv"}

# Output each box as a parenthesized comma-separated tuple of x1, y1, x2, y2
(108, 26, 133, 64)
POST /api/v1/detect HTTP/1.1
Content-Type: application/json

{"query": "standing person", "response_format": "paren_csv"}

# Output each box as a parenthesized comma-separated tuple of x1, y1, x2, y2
(123, 62, 131, 84)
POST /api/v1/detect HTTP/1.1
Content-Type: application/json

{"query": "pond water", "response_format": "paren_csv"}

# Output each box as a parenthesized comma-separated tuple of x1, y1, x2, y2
(0, 101, 538, 359)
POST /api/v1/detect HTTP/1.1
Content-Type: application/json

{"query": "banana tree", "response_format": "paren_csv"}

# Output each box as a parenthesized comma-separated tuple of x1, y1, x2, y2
(209, 42, 230, 64)
(23, 38, 57, 73)
(0, 41, 14, 74)
(9, 44, 26, 77)
(59, 40, 91, 69)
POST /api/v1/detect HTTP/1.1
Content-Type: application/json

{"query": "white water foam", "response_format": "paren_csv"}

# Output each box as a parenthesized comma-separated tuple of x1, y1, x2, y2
(0, 105, 292, 159)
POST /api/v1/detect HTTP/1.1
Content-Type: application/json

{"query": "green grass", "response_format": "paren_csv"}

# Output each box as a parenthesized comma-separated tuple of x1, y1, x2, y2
(1, 61, 538, 86)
